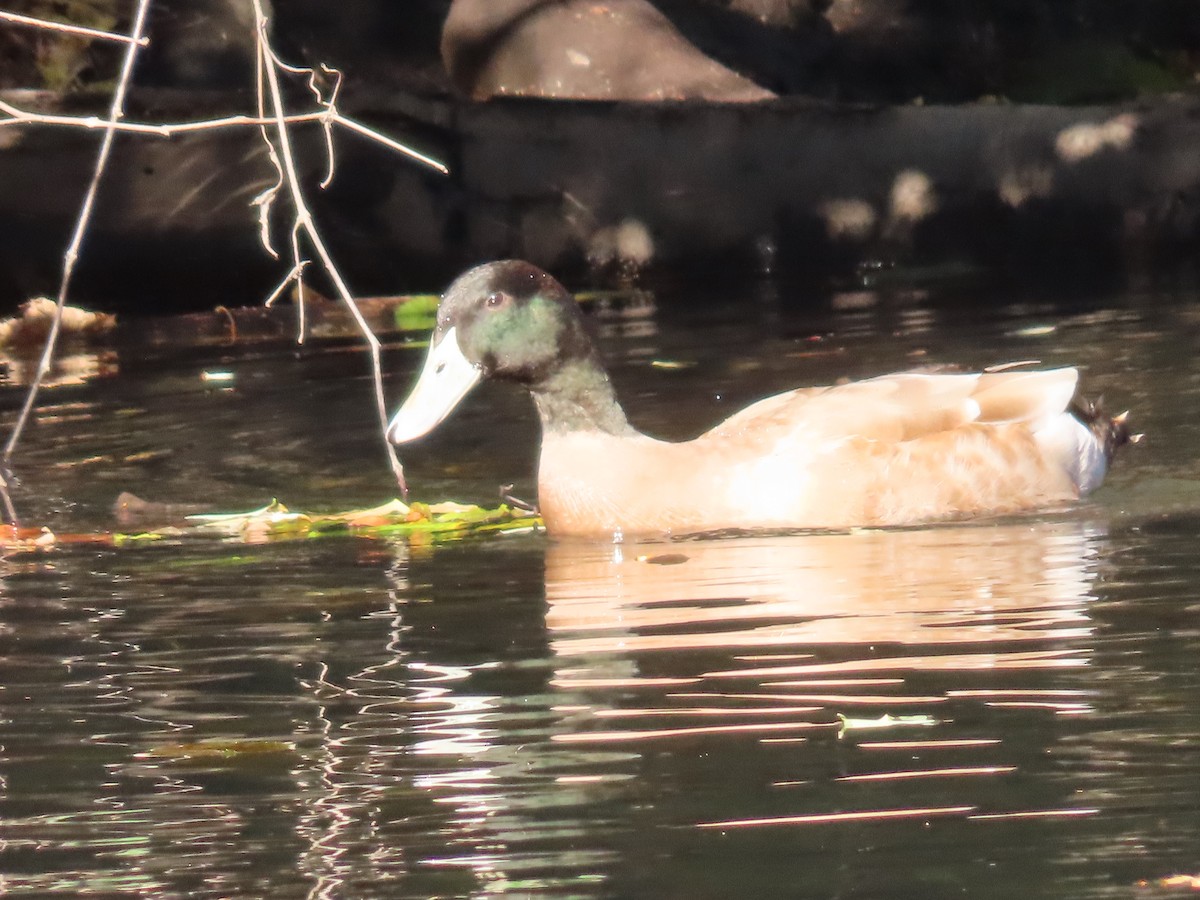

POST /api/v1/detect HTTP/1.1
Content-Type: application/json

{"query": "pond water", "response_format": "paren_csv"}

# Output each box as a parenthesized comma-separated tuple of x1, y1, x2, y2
(3, 272, 1200, 898)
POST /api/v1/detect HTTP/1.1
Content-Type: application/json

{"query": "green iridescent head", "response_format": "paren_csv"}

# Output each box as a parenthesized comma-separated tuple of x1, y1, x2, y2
(387, 260, 598, 444)
(436, 260, 594, 385)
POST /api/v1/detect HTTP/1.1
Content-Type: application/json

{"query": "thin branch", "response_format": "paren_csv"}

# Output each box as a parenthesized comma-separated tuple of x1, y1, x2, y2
(289, 221, 308, 344)
(319, 117, 337, 188)
(0, 0, 442, 500)
(335, 116, 448, 174)
(0, 475, 16, 524)
(262, 256, 309, 309)
(3, 0, 154, 469)
(252, 0, 407, 494)
(260, 223, 310, 349)
(253, 52, 309, 344)
(0, 99, 449, 174)
(0, 8, 149, 45)
(318, 64, 343, 107)
(0, 98, 320, 135)
(263, 41, 312, 78)
(317, 66, 340, 188)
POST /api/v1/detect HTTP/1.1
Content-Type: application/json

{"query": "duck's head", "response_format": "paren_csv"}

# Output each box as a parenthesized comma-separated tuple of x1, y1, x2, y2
(387, 261, 598, 444)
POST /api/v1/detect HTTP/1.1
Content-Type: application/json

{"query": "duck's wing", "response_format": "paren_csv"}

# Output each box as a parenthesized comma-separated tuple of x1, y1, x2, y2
(848, 367, 1080, 440)
(705, 385, 830, 440)
(705, 368, 1079, 448)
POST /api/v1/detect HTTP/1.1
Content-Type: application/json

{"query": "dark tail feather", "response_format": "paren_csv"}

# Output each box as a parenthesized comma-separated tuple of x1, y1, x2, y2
(1069, 396, 1138, 462)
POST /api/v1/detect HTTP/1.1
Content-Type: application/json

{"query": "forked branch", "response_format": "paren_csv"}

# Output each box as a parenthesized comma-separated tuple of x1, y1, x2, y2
(0, 99, 448, 175)
(250, 0, 409, 494)
(0, 1, 448, 503)
(1, 0, 154, 493)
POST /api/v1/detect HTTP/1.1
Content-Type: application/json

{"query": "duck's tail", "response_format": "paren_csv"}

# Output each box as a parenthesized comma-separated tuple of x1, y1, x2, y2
(1068, 396, 1139, 464)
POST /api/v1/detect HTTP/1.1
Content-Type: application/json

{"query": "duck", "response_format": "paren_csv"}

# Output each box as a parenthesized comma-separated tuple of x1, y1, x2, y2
(387, 260, 1132, 538)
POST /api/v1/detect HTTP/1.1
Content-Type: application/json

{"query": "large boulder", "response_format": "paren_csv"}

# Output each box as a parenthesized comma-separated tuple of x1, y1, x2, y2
(441, 0, 774, 101)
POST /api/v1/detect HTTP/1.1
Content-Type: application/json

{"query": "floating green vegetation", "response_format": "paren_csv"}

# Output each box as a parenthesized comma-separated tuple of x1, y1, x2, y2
(0, 498, 542, 555)
(184, 497, 543, 542)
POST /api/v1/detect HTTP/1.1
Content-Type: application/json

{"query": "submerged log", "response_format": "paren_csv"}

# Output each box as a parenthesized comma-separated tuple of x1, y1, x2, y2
(1, 88, 1199, 314)
(330, 91, 1200, 285)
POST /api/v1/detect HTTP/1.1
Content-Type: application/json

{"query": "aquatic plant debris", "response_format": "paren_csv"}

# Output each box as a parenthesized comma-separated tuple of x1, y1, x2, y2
(185, 498, 542, 541)
(0, 525, 62, 552)
(837, 712, 939, 737)
(1136, 874, 1200, 890)
(0, 498, 541, 554)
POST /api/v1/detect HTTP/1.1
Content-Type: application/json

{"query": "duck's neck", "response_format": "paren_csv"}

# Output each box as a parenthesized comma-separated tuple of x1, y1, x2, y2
(530, 357, 636, 436)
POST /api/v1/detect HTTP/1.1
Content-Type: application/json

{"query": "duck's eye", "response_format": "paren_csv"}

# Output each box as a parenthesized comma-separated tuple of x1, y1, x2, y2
(485, 292, 509, 309)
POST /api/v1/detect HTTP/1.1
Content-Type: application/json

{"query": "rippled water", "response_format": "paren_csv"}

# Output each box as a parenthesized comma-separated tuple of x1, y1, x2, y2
(3, 275, 1200, 897)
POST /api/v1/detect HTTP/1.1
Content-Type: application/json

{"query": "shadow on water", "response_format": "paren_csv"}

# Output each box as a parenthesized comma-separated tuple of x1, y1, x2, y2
(2, 276, 1200, 897)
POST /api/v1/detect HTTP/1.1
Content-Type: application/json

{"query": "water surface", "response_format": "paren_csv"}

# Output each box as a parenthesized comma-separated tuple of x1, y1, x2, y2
(2, 276, 1199, 898)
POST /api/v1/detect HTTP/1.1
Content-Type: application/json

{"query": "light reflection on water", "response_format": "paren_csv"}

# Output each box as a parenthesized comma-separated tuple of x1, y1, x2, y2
(540, 523, 1103, 846)
(1, 280, 1200, 896)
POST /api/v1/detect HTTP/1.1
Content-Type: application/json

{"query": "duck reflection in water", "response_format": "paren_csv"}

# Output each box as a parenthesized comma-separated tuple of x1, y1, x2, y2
(285, 519, 1108, 892)
(544, 525, 1104, 744)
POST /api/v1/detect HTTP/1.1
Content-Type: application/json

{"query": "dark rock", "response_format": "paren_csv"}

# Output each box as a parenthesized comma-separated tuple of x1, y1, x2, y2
(441, 0, 775, 101)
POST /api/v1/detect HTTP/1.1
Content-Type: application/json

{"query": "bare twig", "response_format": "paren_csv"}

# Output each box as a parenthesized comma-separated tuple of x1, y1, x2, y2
(316, 66, 340, 188)
(0, 99, 449, 173)
(288, 221, 308, 343)
(2, 0, 153, 475)
(0, 8, 149, 45)
(262, 257, 309, 309)
(0, 97, 315, 134)
(251, 0, 407, 494)
(260, 224, 309, 346)
(0, 0, 445, 502)
(334, 115, 446, 173)
(253, 51, 308, 345)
